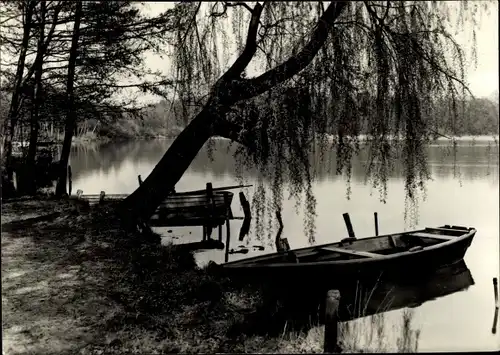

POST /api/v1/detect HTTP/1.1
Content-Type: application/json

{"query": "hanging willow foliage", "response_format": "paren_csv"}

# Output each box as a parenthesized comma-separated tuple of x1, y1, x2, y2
(157, 1, 488, 242)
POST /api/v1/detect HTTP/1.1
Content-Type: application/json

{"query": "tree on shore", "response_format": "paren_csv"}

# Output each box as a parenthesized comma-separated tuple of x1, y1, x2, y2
(120, 1, 487, 238)
(1, 0, 177, 195)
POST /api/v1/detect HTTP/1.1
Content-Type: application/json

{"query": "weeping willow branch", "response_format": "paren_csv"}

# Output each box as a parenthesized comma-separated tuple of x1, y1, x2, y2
(237, 1, 348, 101)
(220, 2, 265, 80)
(155, 0, 485, 237)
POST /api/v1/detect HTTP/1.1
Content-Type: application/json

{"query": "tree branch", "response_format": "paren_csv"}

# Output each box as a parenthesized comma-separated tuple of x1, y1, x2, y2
(224, 2, 254, 14)
(214, 119, 257, 152)
(220, 2, 265, 80)
(236, 1, 348, 100)
(22, 2, 62, 83)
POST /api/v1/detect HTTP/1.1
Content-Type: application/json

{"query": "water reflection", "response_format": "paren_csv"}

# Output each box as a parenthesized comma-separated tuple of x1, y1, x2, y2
(337, 259, 474, 321)
(69, 138, 499, 352)
(236, 260, 473, 352)
(68, 139, 499, 187)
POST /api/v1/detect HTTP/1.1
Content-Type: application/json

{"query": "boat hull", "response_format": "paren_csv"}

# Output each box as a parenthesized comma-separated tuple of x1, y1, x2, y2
(216, 227, 476, 287)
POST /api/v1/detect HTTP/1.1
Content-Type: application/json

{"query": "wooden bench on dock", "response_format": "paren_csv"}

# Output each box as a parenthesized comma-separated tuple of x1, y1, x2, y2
(79, 182, 252, 244)
(149, 184, 234, 242)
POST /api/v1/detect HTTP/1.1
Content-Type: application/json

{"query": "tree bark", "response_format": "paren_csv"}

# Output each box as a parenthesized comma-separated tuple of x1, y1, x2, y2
(25, 0, 47, 195)
(2, 0, 36, 182)
(119, 101, 227, 221)
(55, 1, 83, 197)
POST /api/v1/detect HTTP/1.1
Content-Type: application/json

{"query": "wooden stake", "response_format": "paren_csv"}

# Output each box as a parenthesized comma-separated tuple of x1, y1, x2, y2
(275, 210, 285, 252)
(494, 278, 498, 305)
(138, 175, 143, 186)
(374, 212, 379, 236)
(239, 192, 251, 218)
(324, 289, 341, 353)
(224, 193, 231, 263)
(206, 182, 214, 239)
(238, 192, 251, 241)
(493, 305, 498, 334)
(67, 165, 72, 196)
(343, 213, 356, 239)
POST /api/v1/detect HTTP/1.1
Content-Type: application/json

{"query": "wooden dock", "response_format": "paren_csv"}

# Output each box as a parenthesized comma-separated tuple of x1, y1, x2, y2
(77, 182, 252, 252)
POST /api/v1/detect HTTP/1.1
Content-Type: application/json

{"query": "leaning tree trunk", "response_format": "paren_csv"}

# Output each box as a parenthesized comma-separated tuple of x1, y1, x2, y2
(118, 102, 228, 222)
(55, 1, 83, 197)
(119, 1, 347, 226)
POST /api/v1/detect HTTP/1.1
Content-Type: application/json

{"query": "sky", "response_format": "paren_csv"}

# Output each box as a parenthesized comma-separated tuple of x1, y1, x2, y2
(140, 1, 499, 102)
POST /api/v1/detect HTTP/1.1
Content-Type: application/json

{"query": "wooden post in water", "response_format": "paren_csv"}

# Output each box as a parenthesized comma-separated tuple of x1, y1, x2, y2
(238, 192, 251, 241)
(342, 213, 356, 239)
(494, 278, 498, 305)
(99, 191, 105, 204)
(324, 289, 341, 354)
(374, 212, 379, 236)
(138, 175, 143, 186)
(224, 193, 231, 263)
(493, 305, 499, 334)
(206, 182, 214, 240)
(68, 165, 72, 196)
(239, 192, 251, 218)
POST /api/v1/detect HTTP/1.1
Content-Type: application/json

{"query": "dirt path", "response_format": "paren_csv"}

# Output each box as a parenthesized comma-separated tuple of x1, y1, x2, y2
(1, 200, 114, 355)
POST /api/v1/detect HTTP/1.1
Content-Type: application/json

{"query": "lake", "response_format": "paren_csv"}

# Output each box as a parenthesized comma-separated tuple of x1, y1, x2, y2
(69, 138, 499, 352)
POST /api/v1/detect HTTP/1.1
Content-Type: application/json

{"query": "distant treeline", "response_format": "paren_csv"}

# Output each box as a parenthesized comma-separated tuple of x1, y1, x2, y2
(1, 91, 498, 145)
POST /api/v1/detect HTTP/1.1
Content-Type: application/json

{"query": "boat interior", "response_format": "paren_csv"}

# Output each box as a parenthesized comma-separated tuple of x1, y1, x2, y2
(231, 226, 471, 266)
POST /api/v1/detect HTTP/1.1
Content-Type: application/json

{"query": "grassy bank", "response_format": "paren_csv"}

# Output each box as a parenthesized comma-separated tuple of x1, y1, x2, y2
(0, 197, 299, 353)
(1, 197, 420, 354)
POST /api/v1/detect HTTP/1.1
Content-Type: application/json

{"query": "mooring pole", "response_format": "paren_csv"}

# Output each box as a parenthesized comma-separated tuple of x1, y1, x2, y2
(493, 305, 498, 334)
(68, 165, 72, 196)
(324, 289, 341, 353)
(374, 212, 379, 236)
(99, 191, 105, 204)
(206, 182, 214, 240)
(224, 193, 231, 263)
(494, 278, 498, 305)
(342, 213, 356, 239)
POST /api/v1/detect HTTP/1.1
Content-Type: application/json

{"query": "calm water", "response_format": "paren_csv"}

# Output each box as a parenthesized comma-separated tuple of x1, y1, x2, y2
(70, 138, 499, 352)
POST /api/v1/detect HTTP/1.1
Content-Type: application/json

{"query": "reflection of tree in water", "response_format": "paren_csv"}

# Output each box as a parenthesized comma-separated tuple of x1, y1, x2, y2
(69, 139, 498, 238)
(338, 308, 420, 353)
(69, 139, 499, 185)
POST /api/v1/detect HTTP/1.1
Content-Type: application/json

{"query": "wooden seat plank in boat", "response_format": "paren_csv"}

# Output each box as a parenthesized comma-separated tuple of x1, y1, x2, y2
(409, 232, 455, 241)
(425, 227, 467, 234)
(320, 246, 380, 258)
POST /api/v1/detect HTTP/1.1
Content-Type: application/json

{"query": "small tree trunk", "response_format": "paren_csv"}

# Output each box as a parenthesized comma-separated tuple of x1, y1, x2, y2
(25, 0, 47, 195)
(2, 0, 36, 183)
(55, 1, 83, 197)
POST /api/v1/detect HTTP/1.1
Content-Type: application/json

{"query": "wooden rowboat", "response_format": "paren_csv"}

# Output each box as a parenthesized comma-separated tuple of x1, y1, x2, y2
(215, 225, 476, 284)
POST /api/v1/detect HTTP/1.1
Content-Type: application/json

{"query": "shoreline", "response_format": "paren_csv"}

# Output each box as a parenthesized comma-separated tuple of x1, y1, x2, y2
(0, 196, 422, 354)
(7, 134, 497, 159)
(0, 197, 330, 354)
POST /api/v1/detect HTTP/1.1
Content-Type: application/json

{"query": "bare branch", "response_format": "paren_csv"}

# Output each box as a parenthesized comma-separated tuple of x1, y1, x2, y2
(219, 2, 265, 80)
(237, 1, 348, 100)
(224, 1, 254, 14)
